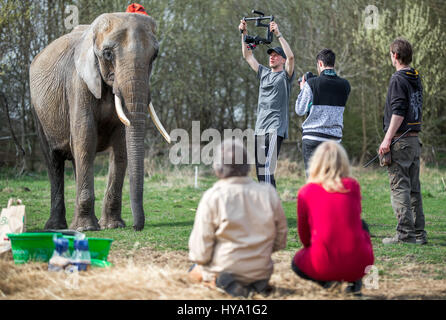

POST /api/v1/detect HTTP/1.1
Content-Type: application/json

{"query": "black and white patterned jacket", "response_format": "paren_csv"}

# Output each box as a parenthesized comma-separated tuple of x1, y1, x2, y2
(295, 69, 350, 141)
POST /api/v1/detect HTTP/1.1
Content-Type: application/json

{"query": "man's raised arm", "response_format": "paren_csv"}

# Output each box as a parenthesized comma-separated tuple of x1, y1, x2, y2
(270, 21, 294, 78)
(239, 20, 259, 73)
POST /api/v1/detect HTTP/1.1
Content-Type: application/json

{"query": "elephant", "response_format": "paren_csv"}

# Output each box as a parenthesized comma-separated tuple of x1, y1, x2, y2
(30, 13, 168, 231)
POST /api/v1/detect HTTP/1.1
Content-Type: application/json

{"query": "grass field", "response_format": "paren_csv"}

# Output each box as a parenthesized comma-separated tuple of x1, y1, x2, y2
(1, 160, 446, 299)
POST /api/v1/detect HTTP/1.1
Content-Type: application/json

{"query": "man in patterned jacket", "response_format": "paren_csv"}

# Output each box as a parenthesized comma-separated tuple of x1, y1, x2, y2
(295, 49, 351, 174)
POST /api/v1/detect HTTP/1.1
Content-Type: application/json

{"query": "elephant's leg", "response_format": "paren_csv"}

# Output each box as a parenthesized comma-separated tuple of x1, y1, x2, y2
(99, 129, 127, 229)
(34, 113, 68, 229)
(45, 154, 68, 229)
(69, 124, 100, 232)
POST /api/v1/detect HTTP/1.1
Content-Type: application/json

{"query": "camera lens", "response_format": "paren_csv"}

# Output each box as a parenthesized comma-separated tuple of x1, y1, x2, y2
(244, 35, 255, 43)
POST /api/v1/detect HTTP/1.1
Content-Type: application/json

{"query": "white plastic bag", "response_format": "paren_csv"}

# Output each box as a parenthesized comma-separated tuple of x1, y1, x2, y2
(0, 199, 26, 255)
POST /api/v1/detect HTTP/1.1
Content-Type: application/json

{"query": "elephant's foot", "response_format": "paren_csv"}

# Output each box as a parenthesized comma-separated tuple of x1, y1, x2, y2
(133, 219, 145, 232)
(99, 217, 126, 229)
(44, 217, 68, 230)
(69, 214, 100, 232)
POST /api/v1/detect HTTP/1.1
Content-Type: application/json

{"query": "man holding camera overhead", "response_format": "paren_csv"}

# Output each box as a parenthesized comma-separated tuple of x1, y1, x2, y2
(295, 49, 351, 175)
(239, 19, 295, 188)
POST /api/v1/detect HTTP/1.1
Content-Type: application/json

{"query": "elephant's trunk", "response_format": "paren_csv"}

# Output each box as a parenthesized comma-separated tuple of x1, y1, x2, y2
(117, 78, 149, 231)
(125, 112, 146, 231)
(114, 95, 170, 145)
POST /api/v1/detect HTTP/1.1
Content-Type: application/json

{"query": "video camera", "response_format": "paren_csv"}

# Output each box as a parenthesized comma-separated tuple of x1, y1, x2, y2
(298, 72, 316, 84)
(240, 10, 274, 50)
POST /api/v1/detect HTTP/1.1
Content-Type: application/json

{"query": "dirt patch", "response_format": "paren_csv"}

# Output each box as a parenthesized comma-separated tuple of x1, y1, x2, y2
(1, 249, 445, 300)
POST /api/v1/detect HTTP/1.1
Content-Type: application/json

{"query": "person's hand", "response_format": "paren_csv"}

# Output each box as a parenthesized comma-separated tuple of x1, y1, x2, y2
(239, 20, 247, 34)
(269, 21, 280, 36)
(299, 75, 306, 90)
(379, 137, 392, 155)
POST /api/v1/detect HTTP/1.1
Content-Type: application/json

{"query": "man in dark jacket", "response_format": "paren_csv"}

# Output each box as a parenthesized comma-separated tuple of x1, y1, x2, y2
(295, 49, 350, 173)
(379, 38, 427, 245)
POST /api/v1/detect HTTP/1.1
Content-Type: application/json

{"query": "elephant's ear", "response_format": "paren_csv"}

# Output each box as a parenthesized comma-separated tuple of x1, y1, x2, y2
(74, 26, 102, 99)
(148, 17, 157, 35)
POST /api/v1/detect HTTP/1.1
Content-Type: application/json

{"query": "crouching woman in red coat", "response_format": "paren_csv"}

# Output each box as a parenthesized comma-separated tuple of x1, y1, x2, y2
(292, 141, 374, 295)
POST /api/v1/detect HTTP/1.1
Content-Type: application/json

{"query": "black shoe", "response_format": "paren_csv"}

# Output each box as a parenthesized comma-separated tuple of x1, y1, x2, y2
(345, 279, 362, 297)
(382, 235, 416, 245)
(216, 272, 250, 298)
(416, 238, 428, 245)
(322, 281, 335, 289)
(322, 281, 342, 291)
(249, 279, 271, 295)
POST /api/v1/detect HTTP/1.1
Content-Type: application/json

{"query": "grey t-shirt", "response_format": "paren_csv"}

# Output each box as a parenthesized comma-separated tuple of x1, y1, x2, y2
(255, 64, 295, 139)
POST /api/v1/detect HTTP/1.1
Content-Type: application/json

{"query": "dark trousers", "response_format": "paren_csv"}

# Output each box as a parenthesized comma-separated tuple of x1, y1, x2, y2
(302, 139, 324, 175)
(387, 136, 426, 241)
(255, 133, 283, 188)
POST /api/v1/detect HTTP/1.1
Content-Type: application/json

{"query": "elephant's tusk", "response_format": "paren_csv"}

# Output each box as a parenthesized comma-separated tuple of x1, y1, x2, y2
(148, 102, 171, 144)
(114, 95, 131, 127)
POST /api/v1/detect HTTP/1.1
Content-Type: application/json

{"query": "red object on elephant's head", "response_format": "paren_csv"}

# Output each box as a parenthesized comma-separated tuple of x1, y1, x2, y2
(126, 3, 149, 16)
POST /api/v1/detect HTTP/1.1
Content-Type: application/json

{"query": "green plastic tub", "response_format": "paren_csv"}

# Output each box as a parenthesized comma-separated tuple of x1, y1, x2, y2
(91, 259, 113, 268)
(7, 232, 113, 265)
(6, 232, 63, 264)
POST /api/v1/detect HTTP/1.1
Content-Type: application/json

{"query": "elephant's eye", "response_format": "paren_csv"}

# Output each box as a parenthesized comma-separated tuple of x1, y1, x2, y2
(103, 49, 113, 61)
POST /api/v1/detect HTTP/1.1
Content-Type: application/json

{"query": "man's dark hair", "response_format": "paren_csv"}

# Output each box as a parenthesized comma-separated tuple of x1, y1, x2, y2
(316, 48, 336, 67)
(390, 38, 413, 65)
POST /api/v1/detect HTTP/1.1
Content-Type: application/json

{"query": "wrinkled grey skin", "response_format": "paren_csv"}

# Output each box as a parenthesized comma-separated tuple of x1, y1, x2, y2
(30, 13, 159, 231)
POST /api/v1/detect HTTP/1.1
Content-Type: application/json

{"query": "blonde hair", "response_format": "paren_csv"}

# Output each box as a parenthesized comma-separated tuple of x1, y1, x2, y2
(307, 141, 351, 193)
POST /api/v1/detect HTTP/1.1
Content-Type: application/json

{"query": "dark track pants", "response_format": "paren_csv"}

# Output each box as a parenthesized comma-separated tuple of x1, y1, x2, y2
(302, 139, 324, 175)
(255, 133, 283, 188)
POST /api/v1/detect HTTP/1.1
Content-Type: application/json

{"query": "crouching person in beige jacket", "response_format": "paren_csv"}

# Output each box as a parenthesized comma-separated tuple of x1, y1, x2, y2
(188, 138, 288, 297)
